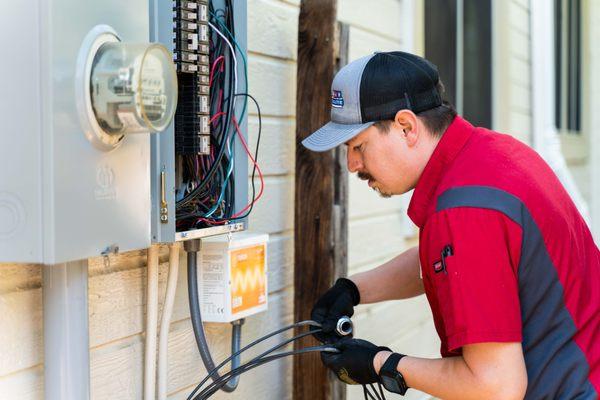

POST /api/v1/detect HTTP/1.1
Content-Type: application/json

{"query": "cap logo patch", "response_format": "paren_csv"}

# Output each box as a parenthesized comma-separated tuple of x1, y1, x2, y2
(331, 90, 344, 108)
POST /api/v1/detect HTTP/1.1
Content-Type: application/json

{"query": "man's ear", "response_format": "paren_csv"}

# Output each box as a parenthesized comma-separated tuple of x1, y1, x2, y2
(394, 109, 419, 147)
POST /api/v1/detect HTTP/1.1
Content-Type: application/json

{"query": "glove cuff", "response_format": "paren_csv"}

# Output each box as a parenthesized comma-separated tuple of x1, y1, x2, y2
(336, 278, 361, 306)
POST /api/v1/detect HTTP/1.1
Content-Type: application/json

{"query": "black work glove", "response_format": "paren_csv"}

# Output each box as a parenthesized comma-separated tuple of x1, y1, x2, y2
(320, 338, 391, 385)
(311, 278, 360, 343)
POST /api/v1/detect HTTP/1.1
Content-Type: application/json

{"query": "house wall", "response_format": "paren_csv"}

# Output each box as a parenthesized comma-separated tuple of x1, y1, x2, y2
(571, 0, 600, 236)
(0, 0, 300, 398)
(493, 0, 533, 144)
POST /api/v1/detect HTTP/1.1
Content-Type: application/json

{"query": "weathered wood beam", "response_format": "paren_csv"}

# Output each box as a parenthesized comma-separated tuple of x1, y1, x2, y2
(294, 0, 349, 397)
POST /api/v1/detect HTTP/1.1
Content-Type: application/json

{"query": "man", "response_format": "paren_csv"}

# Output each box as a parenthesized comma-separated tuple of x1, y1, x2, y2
(303, 51, 600, 399)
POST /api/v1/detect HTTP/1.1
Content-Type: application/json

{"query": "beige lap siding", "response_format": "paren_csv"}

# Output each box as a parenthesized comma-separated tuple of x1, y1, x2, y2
(494, 0, 533, 145)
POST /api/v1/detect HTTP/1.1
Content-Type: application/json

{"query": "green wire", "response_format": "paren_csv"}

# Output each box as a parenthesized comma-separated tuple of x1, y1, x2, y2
(210, 11, 249, 123)
(208, 10, 250, 220)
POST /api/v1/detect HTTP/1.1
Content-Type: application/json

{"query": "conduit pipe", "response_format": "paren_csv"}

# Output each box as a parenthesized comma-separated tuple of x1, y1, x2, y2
(43, 260, 90, 400)
(145, 244, 160, 400)
(158, 242, 181, 400)
(185, 238, 243, 393)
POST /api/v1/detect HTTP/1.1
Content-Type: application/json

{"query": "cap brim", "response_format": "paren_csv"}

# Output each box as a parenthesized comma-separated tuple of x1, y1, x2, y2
(301, 121, 375, 152)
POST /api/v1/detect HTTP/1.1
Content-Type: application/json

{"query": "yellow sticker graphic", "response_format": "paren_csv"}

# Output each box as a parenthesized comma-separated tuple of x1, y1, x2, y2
(230, 244, 266, 314)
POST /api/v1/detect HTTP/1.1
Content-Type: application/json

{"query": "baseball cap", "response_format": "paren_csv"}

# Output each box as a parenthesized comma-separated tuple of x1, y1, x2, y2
(302, 51, 442, 152)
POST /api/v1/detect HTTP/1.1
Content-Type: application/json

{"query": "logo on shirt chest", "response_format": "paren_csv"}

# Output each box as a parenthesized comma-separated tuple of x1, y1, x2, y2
(433, 244, 454, 274)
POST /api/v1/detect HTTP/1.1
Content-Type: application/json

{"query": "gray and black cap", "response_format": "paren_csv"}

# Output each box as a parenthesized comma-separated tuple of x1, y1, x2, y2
(302, 51, 442, 152)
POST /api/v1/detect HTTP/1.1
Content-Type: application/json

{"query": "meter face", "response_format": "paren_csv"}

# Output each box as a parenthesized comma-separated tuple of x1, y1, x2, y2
(91, 42, 177, 136)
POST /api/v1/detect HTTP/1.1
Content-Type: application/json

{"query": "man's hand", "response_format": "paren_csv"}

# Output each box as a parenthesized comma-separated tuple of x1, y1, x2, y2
(311, 278, 360, 343)
(320, 338, 391, 385)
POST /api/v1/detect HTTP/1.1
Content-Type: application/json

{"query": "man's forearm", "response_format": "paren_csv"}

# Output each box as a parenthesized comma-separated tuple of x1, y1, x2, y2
(350, 246, 423, 304)
(373, 343, 527, 400)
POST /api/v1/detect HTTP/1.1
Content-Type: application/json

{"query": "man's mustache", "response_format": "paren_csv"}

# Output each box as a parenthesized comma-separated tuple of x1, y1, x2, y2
(357, 172, 373, 181)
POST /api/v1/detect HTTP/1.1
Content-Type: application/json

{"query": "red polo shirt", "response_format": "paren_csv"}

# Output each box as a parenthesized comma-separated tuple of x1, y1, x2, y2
(407, 116, 600, 399)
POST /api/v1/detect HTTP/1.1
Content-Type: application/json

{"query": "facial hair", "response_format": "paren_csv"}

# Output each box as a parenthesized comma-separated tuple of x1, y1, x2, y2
(374, 187, 393, 198)
(357, 172, 393, 198)
(357, 171, 372, 181)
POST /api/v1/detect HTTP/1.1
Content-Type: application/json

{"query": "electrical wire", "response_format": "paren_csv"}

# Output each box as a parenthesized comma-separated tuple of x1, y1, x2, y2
(196, 113, 264, 225)
(364, 385, 377, 400)
(209, 93, 262, 222)
(376, 382, 387, 400)
(369, 383, 383, 400)
(176, 2, 261, 231)
(202, 19, 239, 218)
(193, 345, 339, 400)
(176, 6, 237, 215)
(187, 320, 320, 400)
(186, 316, 385, 400)
(201, 329, 318, 394)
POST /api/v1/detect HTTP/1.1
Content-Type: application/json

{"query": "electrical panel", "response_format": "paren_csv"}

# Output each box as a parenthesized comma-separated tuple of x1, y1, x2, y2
(0, 1, 177, 263)
(149, 0, 249, 243)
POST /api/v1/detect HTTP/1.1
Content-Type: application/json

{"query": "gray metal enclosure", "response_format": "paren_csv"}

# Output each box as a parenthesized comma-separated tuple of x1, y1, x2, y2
(0, 0, 249, 263)
(0, 0, 153, 264)
(149, 0, 249, 244)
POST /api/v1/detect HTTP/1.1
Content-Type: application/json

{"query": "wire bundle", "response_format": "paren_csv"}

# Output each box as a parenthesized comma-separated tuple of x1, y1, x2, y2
(186, 320, 387, 400)
(176, 0, 263, 231)
(187, 321, 337, 400)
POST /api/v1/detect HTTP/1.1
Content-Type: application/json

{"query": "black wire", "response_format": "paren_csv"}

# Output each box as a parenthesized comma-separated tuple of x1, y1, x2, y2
(178, 0, 256, 228)
(363, 385, 377, 400)
(196, 92, 261, 224)
(177, 4, 236, 212)
(194, 330, 320, 399)
(377, 382, 387, 400)
(369, 383, 383, 400)
(202, 92, 261, 223)
(194, 345, 339, 400)
(187, 320, 321, 400)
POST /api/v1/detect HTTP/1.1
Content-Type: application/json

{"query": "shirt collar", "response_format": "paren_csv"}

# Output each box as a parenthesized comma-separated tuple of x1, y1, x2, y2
(407, 116, 474, 228)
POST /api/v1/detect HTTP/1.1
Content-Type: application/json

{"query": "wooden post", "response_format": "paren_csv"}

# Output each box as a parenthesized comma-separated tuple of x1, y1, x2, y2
(294, 0, 349, 397)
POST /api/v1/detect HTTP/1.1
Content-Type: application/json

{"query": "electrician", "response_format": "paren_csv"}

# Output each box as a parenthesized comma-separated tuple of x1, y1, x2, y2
(302, 51, 600, 399)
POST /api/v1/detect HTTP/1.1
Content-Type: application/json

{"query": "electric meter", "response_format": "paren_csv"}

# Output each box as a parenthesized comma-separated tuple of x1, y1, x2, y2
(77, 25, 177, 151)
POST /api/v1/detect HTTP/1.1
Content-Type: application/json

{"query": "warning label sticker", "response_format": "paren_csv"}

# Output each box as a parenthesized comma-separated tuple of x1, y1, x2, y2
(230, 244, 267, 314)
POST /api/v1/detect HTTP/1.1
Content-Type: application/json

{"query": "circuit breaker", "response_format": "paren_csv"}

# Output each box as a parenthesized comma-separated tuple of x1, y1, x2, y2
(0, 1, 177, 263)
(149, 0, 249, 244)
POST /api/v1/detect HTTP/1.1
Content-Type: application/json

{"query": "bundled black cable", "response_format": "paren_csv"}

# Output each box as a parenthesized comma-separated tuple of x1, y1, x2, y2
(186, 320, 337, 400)
(186, 317, 386, 400)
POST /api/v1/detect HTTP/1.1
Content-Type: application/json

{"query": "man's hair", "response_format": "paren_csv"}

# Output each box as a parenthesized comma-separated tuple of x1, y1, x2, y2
(373, 81, 457, 138)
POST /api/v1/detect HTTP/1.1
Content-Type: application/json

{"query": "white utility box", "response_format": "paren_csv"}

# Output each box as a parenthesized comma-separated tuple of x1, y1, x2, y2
(199, 232, 269, 322)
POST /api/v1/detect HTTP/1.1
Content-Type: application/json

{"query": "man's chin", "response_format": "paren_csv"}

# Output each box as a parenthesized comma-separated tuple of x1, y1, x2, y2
(373, 187, 393, 198)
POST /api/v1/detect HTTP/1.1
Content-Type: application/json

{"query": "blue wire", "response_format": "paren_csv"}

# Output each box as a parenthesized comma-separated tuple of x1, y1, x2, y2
(205, 11, 249, 218)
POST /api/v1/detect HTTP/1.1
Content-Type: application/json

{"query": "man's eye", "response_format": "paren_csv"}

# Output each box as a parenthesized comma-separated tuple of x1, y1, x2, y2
(353, 144, 362, 152)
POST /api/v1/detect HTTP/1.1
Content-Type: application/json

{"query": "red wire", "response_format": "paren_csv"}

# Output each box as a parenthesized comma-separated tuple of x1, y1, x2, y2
(229, 116, 264, 218)
(216, 89, 223, 115)
(210, 111, 226, 124)
(196, 115, 264, 225)
(209, 56, 225, 86)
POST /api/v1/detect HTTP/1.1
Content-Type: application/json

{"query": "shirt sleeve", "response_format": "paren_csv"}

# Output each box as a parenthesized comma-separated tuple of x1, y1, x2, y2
(420, 206, 523, 354)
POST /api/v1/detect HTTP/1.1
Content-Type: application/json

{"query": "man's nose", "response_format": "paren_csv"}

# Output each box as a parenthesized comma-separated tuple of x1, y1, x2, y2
(346, 151, 362, 173)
